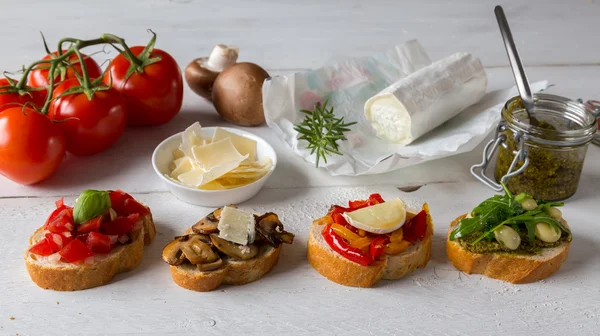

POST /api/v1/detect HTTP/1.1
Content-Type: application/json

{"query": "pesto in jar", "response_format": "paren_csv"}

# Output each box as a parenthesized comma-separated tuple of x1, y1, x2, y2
(493, 97, 590, 201)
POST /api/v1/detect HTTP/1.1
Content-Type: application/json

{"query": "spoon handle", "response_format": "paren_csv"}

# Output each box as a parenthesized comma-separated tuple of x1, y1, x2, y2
(495, 5, 534, 111)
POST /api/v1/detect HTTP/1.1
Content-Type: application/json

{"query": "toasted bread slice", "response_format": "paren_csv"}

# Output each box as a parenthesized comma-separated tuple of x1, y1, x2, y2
(168, 225, 283, 292)
(446, 214, 570, 284)
(307, 210, 433, 288)
(25, 211, 155, 291)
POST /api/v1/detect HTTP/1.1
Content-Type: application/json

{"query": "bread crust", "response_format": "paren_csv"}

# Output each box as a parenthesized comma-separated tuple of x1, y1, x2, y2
(25, 211, 155, 291)
(307, 210, 433, 288)
(446, 214, 570, 284)
(169, 245, 282, 292)
(168, 220, 285, 292)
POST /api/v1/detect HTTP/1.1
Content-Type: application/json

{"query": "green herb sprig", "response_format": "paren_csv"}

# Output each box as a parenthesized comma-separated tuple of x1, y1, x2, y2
(293, 99, 356, 168)
(449, 183, 570, 244)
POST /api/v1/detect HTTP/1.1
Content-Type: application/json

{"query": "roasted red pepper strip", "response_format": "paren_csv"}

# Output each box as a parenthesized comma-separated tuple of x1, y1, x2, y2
(348, 199, 369, 209)
(369, 236, 390, 259)
(368, 193, 385, 205)
(403, 210, 427, 243)
(330, 205, 352, 215)
(322, 224, 372, 266)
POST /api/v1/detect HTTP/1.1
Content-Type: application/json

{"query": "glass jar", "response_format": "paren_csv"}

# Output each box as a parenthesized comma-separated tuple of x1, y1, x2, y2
(471, 93, 598, 201)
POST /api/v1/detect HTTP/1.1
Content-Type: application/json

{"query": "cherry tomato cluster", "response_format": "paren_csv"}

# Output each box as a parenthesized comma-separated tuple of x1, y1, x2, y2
(0, 32, 183, 185)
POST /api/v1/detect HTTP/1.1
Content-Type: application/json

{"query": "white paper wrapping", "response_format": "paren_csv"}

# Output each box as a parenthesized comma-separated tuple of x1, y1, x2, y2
(262, 40, 548, 176)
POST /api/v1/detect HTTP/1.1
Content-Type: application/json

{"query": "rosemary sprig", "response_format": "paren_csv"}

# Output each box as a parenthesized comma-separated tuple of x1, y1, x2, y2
(293, 99, 357, 167)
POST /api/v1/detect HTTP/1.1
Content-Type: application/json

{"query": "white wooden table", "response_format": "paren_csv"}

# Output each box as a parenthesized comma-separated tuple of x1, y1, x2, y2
(1, 1, 599, 335)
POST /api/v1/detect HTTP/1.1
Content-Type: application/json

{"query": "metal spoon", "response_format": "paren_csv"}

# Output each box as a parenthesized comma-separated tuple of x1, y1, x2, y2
(495, 5, 538, 125)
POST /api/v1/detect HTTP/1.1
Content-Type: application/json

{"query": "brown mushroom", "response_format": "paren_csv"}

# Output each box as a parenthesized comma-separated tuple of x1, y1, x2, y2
(209, 233, 259, 260)
(255, 213, 295, 247)
(162, 234, 218, 266)
(198, 258, 223, 272)
(211, 62, 270, 126)
(185, 44, 239, 100)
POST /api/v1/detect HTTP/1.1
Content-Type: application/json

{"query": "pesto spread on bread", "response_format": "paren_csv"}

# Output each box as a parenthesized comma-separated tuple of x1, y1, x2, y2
(449, 183, 572, 255)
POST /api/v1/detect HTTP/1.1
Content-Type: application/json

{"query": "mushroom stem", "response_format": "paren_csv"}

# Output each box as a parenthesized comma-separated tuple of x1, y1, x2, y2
(206, 44, 239, 72)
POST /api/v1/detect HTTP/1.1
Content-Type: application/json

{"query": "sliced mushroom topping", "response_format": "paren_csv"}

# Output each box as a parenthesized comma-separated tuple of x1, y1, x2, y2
(162, 235, 189, 265)
(210, 233, 259, 260)
(198, 258, 223, 272)
(162, 234, 218, 266)
(255, 213, 295, 247)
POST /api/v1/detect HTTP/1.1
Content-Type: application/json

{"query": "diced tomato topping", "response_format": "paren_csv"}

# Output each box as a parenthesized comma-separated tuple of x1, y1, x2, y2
(86, 232, 112, 254)
(29, 238, 55, 256)
(55, 197, 65, 209)
(74, 232, 89, 243)
(59, 240, 93, 263)
(122, 198, 149, 216)
(43, 204, 72, 229)
(101, 213, 140, 236)
(109, 190, 133, 214)
(368, 193, 385, 205)
(403, 210, 428, 243)
(77, 216, 103, 233)
(44, 232, 72, 251)
(47, 208, 75, 233)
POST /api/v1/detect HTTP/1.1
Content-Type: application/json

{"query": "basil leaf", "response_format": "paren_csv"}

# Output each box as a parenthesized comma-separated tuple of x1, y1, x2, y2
(73, 189, 111, 224)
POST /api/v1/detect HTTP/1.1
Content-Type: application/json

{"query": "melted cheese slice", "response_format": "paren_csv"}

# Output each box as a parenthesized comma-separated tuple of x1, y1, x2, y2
(342, 198, 407, 234)
(212, 127, 257, 162)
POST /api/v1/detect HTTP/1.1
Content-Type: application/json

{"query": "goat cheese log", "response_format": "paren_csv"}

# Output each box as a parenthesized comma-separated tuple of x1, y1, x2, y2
(364, 52, 487, 145)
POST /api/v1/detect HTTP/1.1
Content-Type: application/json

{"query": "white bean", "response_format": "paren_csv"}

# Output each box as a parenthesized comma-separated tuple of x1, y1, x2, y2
(535, 222, 561, 243)
(520, 198, 538, 211)
(548, 207, 562, 221)
(494, 225, 521, 250)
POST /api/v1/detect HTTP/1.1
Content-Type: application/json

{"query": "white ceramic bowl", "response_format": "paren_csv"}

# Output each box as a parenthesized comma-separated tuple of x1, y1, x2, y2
(152, 127, 277, 207)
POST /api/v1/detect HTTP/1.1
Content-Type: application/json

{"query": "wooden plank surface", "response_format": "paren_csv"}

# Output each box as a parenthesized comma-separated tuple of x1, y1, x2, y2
(1, 0, 599, 335)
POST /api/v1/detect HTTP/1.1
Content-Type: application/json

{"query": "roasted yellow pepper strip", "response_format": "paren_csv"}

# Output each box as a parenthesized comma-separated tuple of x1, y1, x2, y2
(350, 236, 372, 249)
(385, 241, 411, 255)
(331, 223, 361, 242)
(389, 227, 404, 243)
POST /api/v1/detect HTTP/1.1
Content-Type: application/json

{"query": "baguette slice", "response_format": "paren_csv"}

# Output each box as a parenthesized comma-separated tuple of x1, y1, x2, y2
(25, 210, 156, 291)
(446, 214, 570, 284)
(307, 210, 433, 288)
(168, 227, 283, 292)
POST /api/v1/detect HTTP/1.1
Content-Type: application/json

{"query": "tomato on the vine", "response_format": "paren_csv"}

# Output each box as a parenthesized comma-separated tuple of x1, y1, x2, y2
(103, 46, 183, 126)
(0, 107, 66, 184)
(0, 79, 45, 113)
(27, 51, 102, 88)
(49, 78, 127, 156)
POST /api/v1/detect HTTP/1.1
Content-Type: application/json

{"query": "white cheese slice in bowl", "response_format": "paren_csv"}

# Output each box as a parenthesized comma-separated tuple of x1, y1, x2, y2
(217, 206, 256, 245)
(192, 138, 248, 171)
(364, 52, 487, 145)
(212, 127, 257, 162)
(342, 198, 407, 234)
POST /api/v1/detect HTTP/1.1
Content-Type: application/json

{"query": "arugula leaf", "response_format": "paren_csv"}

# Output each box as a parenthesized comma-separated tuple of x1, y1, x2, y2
(449, 183, 523, 241)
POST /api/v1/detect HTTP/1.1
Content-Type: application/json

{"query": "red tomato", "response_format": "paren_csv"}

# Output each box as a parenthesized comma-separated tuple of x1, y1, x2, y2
(44, 204, 72, 229)
(59, 239, 93, 263)
(122, 198, 149, 216)
(49, 78, 127, 156)
(45, 232, 72, 251)
(27, 51, 102, 88)
(86, 232, 111, 253)
(109, 190, 134, 215)
(29, 238, 55, 256)
(0, 79, 45, 113)
(77, 215, 103, 233)
(104, 46, 183, 126)
(0, 107, 66, 185)
(46, 207, 74, 233)
(101, 213, 139, 236)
